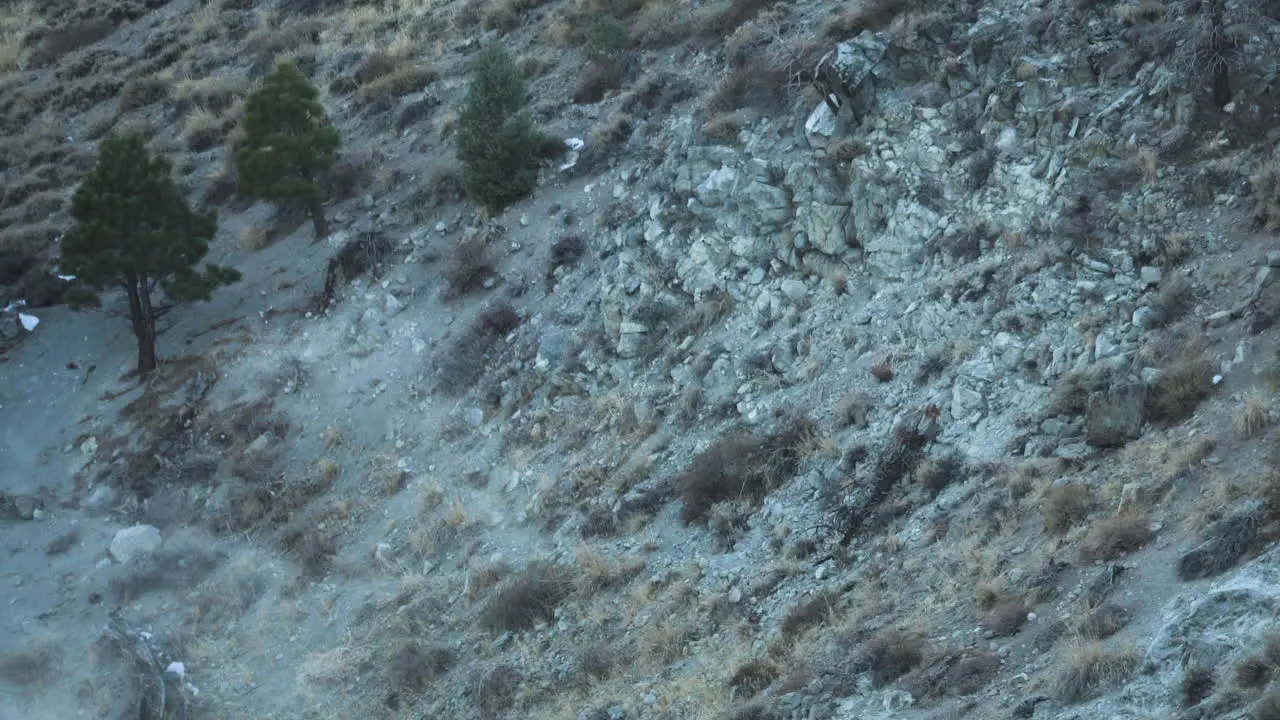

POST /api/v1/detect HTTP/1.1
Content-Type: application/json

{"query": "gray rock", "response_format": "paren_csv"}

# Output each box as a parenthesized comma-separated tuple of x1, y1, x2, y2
(1139, 266, 1162, 287)
(950, 383, 986, 420)
(109, 524, 162, 564)
(780, 279, 808, 304)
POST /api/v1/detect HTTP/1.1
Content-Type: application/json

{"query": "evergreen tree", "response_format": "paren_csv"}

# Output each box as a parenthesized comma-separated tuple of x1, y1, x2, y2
(456, 45, 546, 213)
(62, 133, 240, 375)
(235, 61, 341, 239)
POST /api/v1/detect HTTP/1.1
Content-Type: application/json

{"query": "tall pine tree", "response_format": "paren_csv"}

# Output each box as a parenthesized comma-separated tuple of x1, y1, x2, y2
(235, 61, 341, 239)
(62, 133, 240, 375)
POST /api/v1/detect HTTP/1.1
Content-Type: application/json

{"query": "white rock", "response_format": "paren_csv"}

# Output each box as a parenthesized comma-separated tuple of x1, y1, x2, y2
(109, 525, 161, 564)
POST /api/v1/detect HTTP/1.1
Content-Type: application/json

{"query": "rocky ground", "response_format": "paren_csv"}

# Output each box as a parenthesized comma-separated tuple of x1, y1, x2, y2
(3, 0, 1280, 718)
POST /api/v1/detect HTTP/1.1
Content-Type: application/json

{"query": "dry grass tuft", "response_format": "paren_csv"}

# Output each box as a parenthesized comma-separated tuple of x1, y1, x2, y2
(1053, 642, 1138, 704)
(1079, 514, 1153, 561)
(481, 561, 573, 633)
(1237, 390, 1270, 438)
(1043, 483, 1091, 535)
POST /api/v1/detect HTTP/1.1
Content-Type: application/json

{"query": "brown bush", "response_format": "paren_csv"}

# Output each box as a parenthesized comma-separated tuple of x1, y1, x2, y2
(1182, 666, 1215, 707)
(29, 18, 115, 68)
(1043, 483, 1091, 534)
(354, 50, 401, 85)
(480, 562, 573, 632)
(1237, 655, 1273, 688)
(1079, 515, 1153, 562)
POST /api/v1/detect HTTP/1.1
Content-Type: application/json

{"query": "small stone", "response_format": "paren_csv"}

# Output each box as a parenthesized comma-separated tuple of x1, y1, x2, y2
(1139, 266, 1162, 287)
(1267, 250, 1280, 267)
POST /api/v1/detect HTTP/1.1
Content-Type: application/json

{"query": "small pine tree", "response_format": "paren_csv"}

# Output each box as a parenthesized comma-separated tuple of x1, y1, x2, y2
(61, 133, 240, 375)
(235, 61, 341, 239)
(455, 45, 546, 214)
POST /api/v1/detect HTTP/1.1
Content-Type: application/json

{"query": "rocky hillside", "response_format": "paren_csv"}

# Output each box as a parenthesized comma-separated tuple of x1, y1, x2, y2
(3, 0, 1280, 718)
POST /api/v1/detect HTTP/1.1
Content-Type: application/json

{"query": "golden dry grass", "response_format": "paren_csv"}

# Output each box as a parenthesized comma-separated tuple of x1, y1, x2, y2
(1237, 390, 1271, 438)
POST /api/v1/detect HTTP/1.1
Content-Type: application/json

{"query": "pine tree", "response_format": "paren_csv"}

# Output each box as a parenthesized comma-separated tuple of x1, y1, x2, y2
(235, 61, 341, 239)
(62, 133, 240, 375)
(456, 45, 546, 213)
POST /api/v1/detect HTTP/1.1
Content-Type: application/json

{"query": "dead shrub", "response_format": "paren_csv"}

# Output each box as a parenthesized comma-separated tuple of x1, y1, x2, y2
(679, 413, 816, 524)
(576, 642, 618, 684)
(29, 18, 115, 68)
(858, 629, 925, 686)
(1079, 515, 1153, 562)
(823, 0, 912, 39)
(1043, 483, 1091, 535)
(481, 561, 572, 632)
(1145, 352, 1216, 425)
(1236, 390, 1270, 438)
(279, 520, 338, 578)
(442, 236, 495, 299)
(1053, 642, 1137, 704)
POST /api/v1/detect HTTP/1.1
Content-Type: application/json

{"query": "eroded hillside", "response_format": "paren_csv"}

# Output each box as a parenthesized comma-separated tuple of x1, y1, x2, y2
(3, 0, 1280, 719)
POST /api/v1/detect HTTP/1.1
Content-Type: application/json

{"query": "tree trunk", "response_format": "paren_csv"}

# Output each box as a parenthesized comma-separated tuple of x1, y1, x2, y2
(309, 195, 328, 240)
(126, 278, 159, 375)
